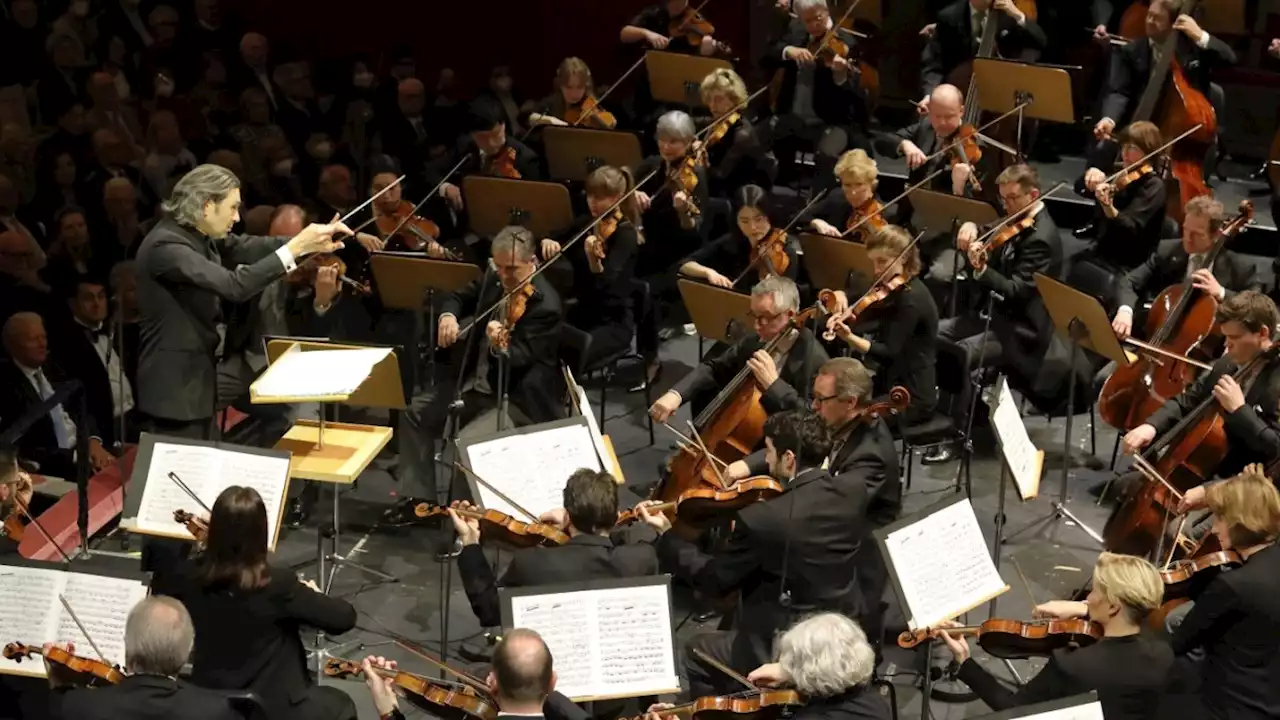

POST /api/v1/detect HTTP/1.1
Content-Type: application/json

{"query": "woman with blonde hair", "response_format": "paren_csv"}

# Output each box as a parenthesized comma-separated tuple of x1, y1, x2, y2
(697, 67, 766, 196)
(527, 57, 617, 130)
(943, 552, 1172, 720)
(806, 149, 894, 238)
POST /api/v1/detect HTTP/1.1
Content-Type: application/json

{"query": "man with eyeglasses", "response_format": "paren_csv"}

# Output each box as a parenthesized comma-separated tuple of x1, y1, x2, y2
(926, 163, 1062, 464)
(649, 275, 828, 425)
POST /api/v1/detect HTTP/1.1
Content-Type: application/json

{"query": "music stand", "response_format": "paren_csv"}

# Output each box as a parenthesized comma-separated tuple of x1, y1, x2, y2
(799, 233, 873, 293)
(645, 51, 733, 107)
(909, 189, 1000, 316)
(542, 127, 644, 182)
(678, 279, 753, 356)
(462, 177, 574, 239)
(1004, 274, 1128, 548)
(834, 0, 881, 25)
(972, 58, 1076, 158)
(1198, 0, 1245, 35)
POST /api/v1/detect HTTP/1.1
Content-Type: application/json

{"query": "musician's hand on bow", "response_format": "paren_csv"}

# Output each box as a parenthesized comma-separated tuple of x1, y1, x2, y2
(1122, 423, 1157, 455)
(1173, 14, 1206, 44)
(809, 219, 840, 237)
(361, 657, 400, 716)
(1177, 484, 1207, 514)
(1093, 24, 1111, 46)
(1094, 182, 1115, 209)
(441, 182, 464, 210)
(900, 140, 927, 170)
(1190, 268, 1224, 300)
(645, 30, 670, 49)
(935, 620, 970, 663)
(636, 500, 672, 534)
(1033, 600, 1088, 620)
(1083, 167, 1107, 192)
(1094, 117, 1116, 141)
(538, 507, 571, 531)
(645, 702, 679, 720)
(485, 320, 506, 347)
(313, 265, 340, 309)
(438, 314, 460, 348)
(705, 270, 733, 288)
(747, 350, 780, 389)
(300, 577, 322, 592)
(951, 163, 972, 196)
(539, 238, 561, 261)
(828, 54, 851, 76)
(88, 439, 114, 472)
(354, 232, 385, 253)
(784, 46, 816, 67)
(1111, 309, 1133, 340)
(1212, 375, 1246, 414)
(447, 501, 482, 546)
(746, 662, 791, 688)
(426, 241, 449, 259)
(650, 391, 682, 423)
(1270, 38, 1280, 59)
(42, 642, 78, 689)
(956, 222, 978, 251)
(992, 0, 1025, 24)
(635, 190, 652, 211)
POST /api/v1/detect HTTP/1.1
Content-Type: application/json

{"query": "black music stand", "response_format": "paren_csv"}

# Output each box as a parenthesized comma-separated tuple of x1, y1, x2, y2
(910, 189, 999, 315)
(462, 177, 575, 240)
(1004, 274, 1128, 547)
(972, 58, 1077, 159)
(645, 51, 733, 108)
(543, 127, 644, 181)
(677, 278, 753, 359)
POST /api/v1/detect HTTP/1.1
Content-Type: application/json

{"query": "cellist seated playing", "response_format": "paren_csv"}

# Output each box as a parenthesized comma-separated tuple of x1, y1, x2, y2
(940, 552, 1173, 720)
(1117, 292, 1280, 511)
(649, 276, 828, 424)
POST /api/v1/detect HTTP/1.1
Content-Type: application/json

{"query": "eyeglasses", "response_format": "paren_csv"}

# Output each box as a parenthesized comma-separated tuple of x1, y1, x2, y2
(749, 310, 784, 324)
(811, 393, 844, 404)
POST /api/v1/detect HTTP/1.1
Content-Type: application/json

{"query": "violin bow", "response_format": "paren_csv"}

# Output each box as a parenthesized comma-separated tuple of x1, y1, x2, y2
(382, 158, 473, 242)
(167, 472, 212, 514)
(449, 460, 541, 523)
(828, 229, 926, 332)
(659, 422, 730, 472)
(971, 181, 1069, 248)
(330, 174, 406, 239)
(57, 595, 111, 665)
(729, 186, 833, 287)
(921, 102, 1036, 167)
(572, 54, 647, 128)
(685, 421, 731, 489)
(840, 168, 945, 240)
(1102, 124, 1202, 186)
(691, 648, 758, 691)
(393, 640, 492, 693)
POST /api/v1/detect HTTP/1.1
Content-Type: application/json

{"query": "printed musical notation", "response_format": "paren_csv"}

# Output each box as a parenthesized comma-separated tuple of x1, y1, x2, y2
(466, 423, 603, 519)
(508, 582, 679, 701)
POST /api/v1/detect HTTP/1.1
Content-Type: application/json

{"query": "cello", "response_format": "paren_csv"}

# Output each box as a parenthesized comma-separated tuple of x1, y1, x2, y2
(1099, 200, 1254, 431)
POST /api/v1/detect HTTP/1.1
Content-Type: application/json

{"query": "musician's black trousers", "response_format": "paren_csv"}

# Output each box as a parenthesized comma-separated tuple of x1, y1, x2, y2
(685, 630, 740, 698)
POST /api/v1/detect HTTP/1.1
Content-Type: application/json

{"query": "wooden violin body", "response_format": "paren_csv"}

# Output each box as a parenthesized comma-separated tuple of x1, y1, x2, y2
(487, 147, 521, 179)
(750, 229, 790, 280)
(1146, 549, 1242, 631)
(2, 510, 27, 542)
(377, 200, 443, 253)
(567, 96, 617, 129)
(173, 509, 208, 543)
(897, 618, 1103, 659)
(633, 689, 805, 720)
(618, 476, 785, 528)
(845, 200, 886, 243)
(290, 253, 372, 296)
(413, 502, 569, 548)
(324, 658, 498, 720)
(3, 643, 125, 686)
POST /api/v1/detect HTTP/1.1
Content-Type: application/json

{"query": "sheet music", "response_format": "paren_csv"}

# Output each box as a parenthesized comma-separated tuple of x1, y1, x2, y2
(0, 565, 146, 678)
(1002, 701, 1105, 720)
(128, 441, 290, 548)
(884, 499, 1008, 630)
(564, 368, 611, 472)
(251, 346, 391, 399)
(466, 423, 602, 518)
(508, 582, 679, 700)
(990, 378, 1043, 500)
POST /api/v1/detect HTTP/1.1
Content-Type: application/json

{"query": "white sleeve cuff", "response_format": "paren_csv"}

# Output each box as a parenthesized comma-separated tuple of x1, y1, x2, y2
(1197, 32, 1211, 49)
(1118, 306, 1134, 317)
(275, 244, 297, 272)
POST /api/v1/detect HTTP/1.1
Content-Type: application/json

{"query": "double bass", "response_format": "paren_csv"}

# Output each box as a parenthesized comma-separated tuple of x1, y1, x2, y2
(1099, 200, 1254, 431)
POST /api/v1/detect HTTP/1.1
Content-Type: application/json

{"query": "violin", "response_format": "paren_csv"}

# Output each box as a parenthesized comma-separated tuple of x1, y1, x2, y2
(669, 3, 732, 56)
(631, 688, 804, 720)
(824, 274, 908, 341)
(844, 198, 887, 243)
(491, 282, 535, 352)
(2, 473, 35, 541)
(1144, 549, 1243, 631)
(413, 502, 569, 548)
(4, 642, 125, 686)
(947, 125, 984, 193)
(566, 95, 617, 130)
(486, 146, 521, 180)
(617, 476, 785, 528)
(897, 618, 1103, 659)
(1112, 163, 1155, 192)
(323, 658, 498, 720)
(376, 200, 448, 255)
(702, 111, 741, 149)
(667, 155, 702, 218)
(587, 209, 625, 264)
(749, 229, 790, 281)
(173, 509, 208, 543)
(288, 253, 372, 296)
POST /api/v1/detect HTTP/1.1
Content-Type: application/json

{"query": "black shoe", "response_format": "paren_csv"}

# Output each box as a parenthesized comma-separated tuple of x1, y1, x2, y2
(922, 443, 957, 465)
(381, 497, 427, 526)
(1073, 223, 1097, 239)
(629, 361, 662, 393)
(693, 608, 722, 623)
(284, 497, 311, 529)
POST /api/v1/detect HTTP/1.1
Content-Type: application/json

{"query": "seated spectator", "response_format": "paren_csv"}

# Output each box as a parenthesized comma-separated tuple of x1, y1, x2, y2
(42, 207, 107, 290)
(108, 260, 140, 388)
(0, 229, 55, 323)
(85, 70, 144, 159)
(29, 151, 87, 234)
(96, 177, 144, 265)
(273, 61, 326, 156)
(140, 110, 196, 199)
(80, 127, 152, 216)
(35, 102, 91, 169)
(0, 123, 37, 205)
(0, 312, 115, 478)
(230, 87, 289, 195)
(0, 172, 45, 253)
(51, 275, 136, 448)
(1, 0, 49, 89)
(230, 31, 278, 107)
(51, 0, 99, 67)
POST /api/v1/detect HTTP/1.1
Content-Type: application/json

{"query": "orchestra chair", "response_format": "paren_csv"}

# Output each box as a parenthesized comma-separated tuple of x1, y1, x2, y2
(895, 341, 966, 491)
(224, 691, 270, 720)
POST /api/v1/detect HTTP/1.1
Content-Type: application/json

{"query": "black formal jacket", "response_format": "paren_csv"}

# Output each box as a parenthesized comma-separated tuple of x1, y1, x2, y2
(671, 327, 829, 417)
(958, 634, 1173, 720)
(1091, 170, 1167, 272)
(150, 563, 357, 720)
(0, 359, 97, 479)
(657, 466, 870, 670)
(762, 21, 868, 129)
(968, 209, 1062, 342)
(52, 675, 244, 720)
(792, 687, 893, 720)
(849, 277, 939, 420)
(921, 1, 1048, 97)
(557, 216, 641, 328)
(440, 269, 566, 424)
(635, 155, 709, 277)
(695, 113, 768, 197)
(801, 193, 903, 239)
(1115, 239, 1259, 313)
(47, 319, 121, 448)
(682, 231, 800, 293)
(457, 531, 659, 627)
(1146, 352, 1280, 479)
(873, 120, 961, 215)
(1171, 543, 1280, 720)
(134, 218, 289, 421)
(1101, 33, 1237, 126)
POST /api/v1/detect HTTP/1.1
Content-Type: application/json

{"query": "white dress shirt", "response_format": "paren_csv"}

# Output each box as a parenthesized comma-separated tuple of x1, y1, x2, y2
(74, 317, 135, 418)
(16, 362, 78, 449)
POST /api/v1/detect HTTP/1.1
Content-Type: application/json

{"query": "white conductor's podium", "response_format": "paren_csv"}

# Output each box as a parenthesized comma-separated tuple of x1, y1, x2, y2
(252, 339, 404, 590)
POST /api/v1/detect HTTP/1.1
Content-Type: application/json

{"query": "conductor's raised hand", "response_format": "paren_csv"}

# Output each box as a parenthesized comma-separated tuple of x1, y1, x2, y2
(438, 314, 460, 347)
(288, 219, 351, 257)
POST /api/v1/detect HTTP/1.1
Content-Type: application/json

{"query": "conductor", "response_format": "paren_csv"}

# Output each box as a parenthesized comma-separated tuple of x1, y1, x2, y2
(135, 164, 355, 439)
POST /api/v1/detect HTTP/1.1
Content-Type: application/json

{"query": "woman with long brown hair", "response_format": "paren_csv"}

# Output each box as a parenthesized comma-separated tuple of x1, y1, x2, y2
(151, 486, 357, 720)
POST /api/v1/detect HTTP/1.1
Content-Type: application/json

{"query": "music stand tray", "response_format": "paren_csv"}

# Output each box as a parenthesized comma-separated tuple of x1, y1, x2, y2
(909, 189, 1000, 234)
(678, 279, 753, 344)
(799, 233, 873, 292)
(543, 127, 644, 182)
(371, 255, 482, 308)
(462, 177, 574, 239)
(645, 51, 733, 107)
(972, 58, 1077, 124)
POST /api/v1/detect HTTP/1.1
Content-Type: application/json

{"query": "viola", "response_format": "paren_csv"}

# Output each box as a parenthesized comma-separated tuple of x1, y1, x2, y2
(844, 199, 887, 243)
(587, 209, 625, 264)
(1145, 549, 1243, 631)
(376, 200, 449, 256)
(323, 657, 498, 720)
(702, 111, 741, 149)
(617, 476, 785, 528)
(897, 618, 1103, 659)
(491, 282, 535, 352)
(288, 253, 372, 296)
(947, 125, 984, 194)
(486, 146, 521, 180)
(173, 509, 208, 543)
(566, 95, 617, 130)
(413, 502, 569, 548)
(631, 688, 804, 720)
(3, 642, 125, 686)
(749, 229, 790, 281)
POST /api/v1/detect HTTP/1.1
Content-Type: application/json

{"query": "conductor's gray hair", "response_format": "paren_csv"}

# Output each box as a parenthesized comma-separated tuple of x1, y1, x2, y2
(491, 225, 536, 262)
(124, 596, 194, 676)
(777, 613, 876, 697)
(752, 275, 800, 314)
(793, 0, 829, 13)
(161, 164, 241, 227)
(655, 111, 696, 141)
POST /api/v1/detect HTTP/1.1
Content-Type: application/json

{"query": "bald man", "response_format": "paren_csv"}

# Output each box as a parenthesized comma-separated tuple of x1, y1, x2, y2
(875, 83, 972, 212)
(234, 32, 277, 108)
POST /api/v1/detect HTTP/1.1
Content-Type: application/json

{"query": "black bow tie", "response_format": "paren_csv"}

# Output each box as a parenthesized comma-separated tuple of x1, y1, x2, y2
(85, 325, 110, 340)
